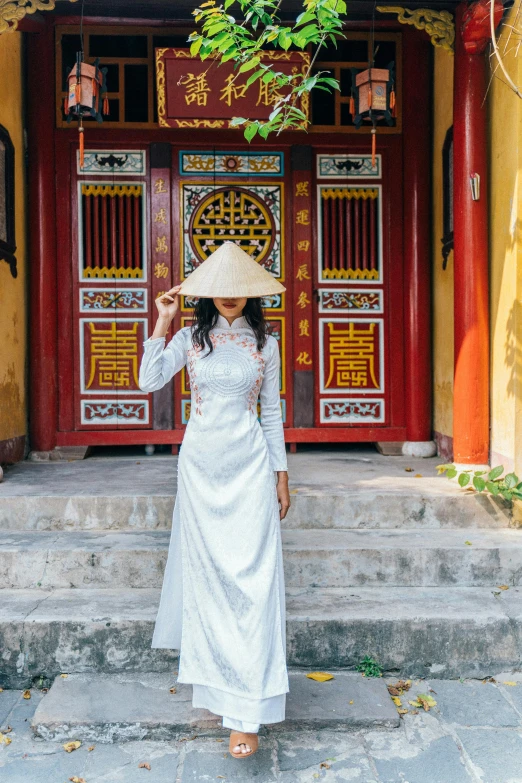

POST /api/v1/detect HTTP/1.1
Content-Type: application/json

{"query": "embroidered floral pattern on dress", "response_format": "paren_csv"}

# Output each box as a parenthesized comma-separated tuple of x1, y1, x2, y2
(186, 345, 204, 415)
(209, 331, 266, 412)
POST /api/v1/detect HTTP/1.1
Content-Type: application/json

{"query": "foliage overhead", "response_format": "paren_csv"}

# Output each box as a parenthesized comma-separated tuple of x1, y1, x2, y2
(189, 0, 347, 140)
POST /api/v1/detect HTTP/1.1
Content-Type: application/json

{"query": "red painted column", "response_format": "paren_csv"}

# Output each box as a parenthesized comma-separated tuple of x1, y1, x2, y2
(27, 22, 58, 452)
(453, 2, 490, 464)
(402, 31, 432, 442)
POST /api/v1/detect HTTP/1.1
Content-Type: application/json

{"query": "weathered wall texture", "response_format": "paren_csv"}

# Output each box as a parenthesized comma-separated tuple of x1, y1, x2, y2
(432, 46, 454, 457)
(0, 32, 27, 462)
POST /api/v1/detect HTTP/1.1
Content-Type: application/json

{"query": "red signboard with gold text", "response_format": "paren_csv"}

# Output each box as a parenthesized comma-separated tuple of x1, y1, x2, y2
(155, 48, 309, 129)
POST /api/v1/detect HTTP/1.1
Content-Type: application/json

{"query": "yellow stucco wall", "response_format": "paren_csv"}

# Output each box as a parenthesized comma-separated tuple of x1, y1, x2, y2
(432, 47, 454, 444)
(0, 31, 27, 454)
(489, 6, 522, 473)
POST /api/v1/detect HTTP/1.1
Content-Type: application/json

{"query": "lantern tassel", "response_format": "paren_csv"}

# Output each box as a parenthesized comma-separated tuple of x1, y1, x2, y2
(390, 88, 396, 118)
(75, 82, 82, 104)
(79, 124, 85, 169)
(367, 87, 372, 109)
(349, 95, 355, 119)
(371, 128, 377, 169)
(103, 95, 109, 115)
(63, 94, 69, 114)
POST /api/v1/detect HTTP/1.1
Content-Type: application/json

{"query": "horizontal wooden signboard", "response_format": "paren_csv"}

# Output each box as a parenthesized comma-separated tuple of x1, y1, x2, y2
(155, 48, 309, 129)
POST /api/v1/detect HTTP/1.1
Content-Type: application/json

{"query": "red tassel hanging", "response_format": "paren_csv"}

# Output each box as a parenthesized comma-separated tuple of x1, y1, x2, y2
(349, 95, 355, 119)
(367, 87, 372, 109)
(371, 127, 376, 169)
(103, 95, 109, 115)
(79, 124, 85, 169)
(75, 82, 82, 104)
(63, 94, 69, 114)
(390, 88, 396, 118)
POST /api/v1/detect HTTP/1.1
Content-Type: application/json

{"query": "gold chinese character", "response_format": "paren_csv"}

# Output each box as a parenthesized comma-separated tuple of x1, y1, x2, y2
(156, 290, 166, 299)
(180, 72, 211, 106)
(154, 179, 167, 194)
(295, 181, 309, 197)
(299, 319, 310, 337)
(87, 321, 139, 389)
(220, 73, 248, 106)
(256, 79, 284, 107)
(155, 236, 168, 254)
(296, 351, 312, 366)
(296, 264, 311, 281)
(297, 240, 310, 252)
(296, 209, 310, 226)
(296, 291, 311, 309)
(154, 208, 167, 224)
(325, 321, 379, 389)
(154, 262, 169, 279)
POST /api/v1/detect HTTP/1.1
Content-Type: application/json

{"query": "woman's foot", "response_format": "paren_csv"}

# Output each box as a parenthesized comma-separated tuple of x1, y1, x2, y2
(229, 731, 259, 758)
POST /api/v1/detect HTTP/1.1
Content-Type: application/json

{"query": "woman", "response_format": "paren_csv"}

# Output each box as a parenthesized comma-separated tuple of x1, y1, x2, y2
(138, 242, 291, 759)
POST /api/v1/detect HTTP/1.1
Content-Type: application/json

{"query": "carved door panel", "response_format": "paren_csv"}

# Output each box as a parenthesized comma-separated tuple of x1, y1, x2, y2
(173, 149, 291, 429)
(314, 143, 405, 431)
(70, 147, 152, 431)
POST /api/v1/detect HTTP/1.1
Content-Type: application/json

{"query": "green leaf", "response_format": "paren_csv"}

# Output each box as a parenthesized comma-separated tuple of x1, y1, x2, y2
(474, 470, 487, 476)
(244, 122, 258, 142)
(258, 123, 272, 138)
(458, 472, 471, 488)
(319, 76, 341, 89)
(500, 490, 513, 502)
(488, 466, 504, 481)
(473, 476, 486, 492)
(239, 57, 261, 73)
(486, 481, 500, 495)
(446, 468, 458, 479)
(246, 68, 264, 87)
(505, 473, 518, 489)
(437, 463, 456, 472)
(278, 29, 292, 50)
(190, 37, 203, 56)
(512, 489, 522, 500)
(229, 116, 247, 126)
(295, 10, 317, 26)
(224, 0, 235, 7)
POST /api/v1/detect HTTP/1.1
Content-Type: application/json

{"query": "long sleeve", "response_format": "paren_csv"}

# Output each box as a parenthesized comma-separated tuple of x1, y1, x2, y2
(138, 328, 188, 393)
(259, 336, 288, 472)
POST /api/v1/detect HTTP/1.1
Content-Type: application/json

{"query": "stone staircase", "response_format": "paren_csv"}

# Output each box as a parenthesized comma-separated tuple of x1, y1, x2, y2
(0, 450, 521, 740)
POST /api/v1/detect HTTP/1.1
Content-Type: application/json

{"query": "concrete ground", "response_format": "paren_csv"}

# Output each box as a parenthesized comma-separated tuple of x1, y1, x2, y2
(3, 674, 522, 782)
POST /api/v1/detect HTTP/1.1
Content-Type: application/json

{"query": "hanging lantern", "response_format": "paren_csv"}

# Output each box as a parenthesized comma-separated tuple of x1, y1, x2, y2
(64, 52, 109, 169)
(350, 62, 396, 168)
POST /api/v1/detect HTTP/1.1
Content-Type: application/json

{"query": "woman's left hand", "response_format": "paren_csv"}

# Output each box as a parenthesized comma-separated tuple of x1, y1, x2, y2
(277, 472, 290, 520)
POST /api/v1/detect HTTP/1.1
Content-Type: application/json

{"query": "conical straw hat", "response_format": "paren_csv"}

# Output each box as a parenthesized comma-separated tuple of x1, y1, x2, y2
(179, 241, 286, 298)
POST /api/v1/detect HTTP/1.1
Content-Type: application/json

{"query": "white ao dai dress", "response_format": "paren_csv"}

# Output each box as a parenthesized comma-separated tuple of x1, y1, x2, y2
(138, 313, 289, 732)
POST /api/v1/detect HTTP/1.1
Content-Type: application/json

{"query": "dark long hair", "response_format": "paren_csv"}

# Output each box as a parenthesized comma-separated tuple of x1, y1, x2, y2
(191, 298, 269, 355)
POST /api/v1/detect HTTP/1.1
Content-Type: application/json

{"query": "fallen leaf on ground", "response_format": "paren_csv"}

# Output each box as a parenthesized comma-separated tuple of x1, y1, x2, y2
(397, 708, 408, 715)
(169, 687, 176, 694)
(503, 681, 517, 686)
(410, 709, 419, 715)
(290, 489, 298, 494)
(498, 585, 510, 591)
(63, 741, 82, 753)
(464, 541, 472, 546)
(414, 474, 423, 478)
(88, 745, 95, 751)
(306, 672, 334, 682)
(405, 467, 413, 472)
(0, 688, 3, 692)
(1, 726, 12, 733)
(138, 761, 151, 770)
(349, 700, 354, 704)
(179, 734, 198, 742)
(387, 680, 411, 696)
(0, 732, 12, 746)
(391, 697, 402, 707)
(61, 673, 69, 678)
(215, 738, 224, 742)
(69, 777, 86, 783)
(320, 762, 331, 769)
(22, 690, 31, 699)
(409, 693, 437, 711)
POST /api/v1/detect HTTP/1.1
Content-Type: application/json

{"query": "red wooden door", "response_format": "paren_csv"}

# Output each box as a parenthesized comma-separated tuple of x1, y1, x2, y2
(313, 139, 405, 434)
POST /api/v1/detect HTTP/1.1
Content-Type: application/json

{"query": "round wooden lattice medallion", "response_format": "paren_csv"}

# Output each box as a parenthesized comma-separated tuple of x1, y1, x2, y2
(188, 187, 275, 266)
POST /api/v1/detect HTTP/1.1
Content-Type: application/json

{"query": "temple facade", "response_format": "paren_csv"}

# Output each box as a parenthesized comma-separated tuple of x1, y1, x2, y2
(0, 0, 520, 473)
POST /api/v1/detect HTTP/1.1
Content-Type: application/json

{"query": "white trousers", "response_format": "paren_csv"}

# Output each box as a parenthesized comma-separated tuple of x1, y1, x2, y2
(192, 683, 286, 734)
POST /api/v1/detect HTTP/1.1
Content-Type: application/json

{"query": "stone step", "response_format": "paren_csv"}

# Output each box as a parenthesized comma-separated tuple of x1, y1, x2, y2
(31, 671, 399, 743)
(2, 585, 521, 688)
(1, 528, 522, 590)
(0, 488, 512, 531)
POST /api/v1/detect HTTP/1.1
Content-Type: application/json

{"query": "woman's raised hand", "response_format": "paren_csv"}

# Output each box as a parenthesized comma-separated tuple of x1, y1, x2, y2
(155, 284, 182, 321)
